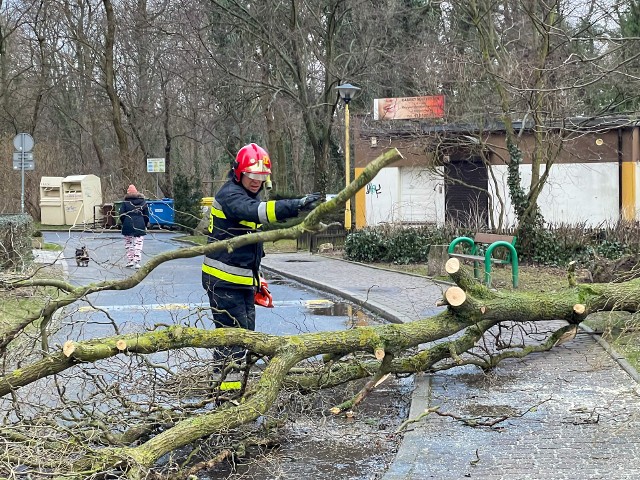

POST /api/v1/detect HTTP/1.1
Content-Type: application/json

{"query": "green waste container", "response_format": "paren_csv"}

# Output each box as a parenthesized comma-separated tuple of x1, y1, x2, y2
(113, 201, 123, 227)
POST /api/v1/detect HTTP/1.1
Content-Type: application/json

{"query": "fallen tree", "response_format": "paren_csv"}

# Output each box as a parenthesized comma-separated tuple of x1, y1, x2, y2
(2, 148, 638, 479)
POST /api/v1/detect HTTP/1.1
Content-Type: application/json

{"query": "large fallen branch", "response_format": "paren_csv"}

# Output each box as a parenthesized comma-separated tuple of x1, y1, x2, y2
(6, 149, 640, 477)
(5, 254, 639, 477)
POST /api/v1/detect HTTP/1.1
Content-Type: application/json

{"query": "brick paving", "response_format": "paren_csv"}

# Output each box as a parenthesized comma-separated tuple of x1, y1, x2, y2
(261, 252, 640, 480)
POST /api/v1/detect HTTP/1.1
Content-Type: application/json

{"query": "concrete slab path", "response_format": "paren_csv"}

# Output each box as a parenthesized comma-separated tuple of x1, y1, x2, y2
(262, 252, 640, 480)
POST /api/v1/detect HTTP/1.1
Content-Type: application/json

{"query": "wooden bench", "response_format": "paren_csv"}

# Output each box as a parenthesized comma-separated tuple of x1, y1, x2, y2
(447, 233, 519, 288)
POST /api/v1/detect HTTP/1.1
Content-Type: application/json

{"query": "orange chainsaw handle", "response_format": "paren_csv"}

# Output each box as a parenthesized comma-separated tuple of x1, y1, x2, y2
(254, 278, 274, 308)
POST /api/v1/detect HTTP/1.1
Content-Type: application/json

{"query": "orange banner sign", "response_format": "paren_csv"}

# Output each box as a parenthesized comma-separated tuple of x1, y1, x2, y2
(374, 95, 445, 120)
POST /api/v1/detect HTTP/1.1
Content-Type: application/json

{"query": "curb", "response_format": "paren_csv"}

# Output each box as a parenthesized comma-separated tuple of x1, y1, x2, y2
(314, 253, 456, 288)
(260, 263, 407, 325)
(579, 323, 640, 384)
(32, 248, 68, 346)
(262, 252, 453, 325)
(32, 249, 68, 276)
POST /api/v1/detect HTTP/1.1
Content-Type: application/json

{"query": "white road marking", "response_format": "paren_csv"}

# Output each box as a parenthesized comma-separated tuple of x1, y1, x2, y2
(77, 299, 334, 312)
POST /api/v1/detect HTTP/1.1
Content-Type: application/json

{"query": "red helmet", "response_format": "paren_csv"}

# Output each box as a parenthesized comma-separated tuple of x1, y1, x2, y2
(233, 143, 272, 182)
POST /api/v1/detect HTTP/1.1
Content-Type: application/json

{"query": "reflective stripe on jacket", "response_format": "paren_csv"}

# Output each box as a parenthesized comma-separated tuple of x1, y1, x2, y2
(201, 174, 300, 290)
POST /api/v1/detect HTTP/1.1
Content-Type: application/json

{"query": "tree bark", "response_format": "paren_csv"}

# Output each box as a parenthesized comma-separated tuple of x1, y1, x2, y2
(102, 0, 133, 182)
(9, 148, 640, 478)
(28, 253, 640, 477)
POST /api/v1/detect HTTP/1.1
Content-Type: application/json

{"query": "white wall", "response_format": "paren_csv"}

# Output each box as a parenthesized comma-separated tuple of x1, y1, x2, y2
(490, 163, 619, 226)
(365, 163, 621, 227)
(364, 166, 445, 225)
(398, 166, 445, 224)
(364, 167, 400, 225)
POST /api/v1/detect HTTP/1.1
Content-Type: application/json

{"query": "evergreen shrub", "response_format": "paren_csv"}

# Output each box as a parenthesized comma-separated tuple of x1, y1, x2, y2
(173, 173, 203, 233)
(344, 227, 389, 263)
(525, 222, 634, 266)
(345, 225, 448, 264)
(343, 221, 640, 268)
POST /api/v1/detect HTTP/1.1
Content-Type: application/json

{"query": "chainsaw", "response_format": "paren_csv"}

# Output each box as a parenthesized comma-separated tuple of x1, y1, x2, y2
(254, 278, 274, 308)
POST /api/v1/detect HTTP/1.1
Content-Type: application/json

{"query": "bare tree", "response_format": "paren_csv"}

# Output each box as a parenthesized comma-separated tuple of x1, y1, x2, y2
(0, 0, 639, 237)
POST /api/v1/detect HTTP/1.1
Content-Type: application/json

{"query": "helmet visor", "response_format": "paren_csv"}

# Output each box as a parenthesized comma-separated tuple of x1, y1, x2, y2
(243, 172, 268, 181)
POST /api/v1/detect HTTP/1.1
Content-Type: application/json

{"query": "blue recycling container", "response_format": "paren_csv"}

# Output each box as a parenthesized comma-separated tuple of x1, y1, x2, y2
(147, 198, 175, 227)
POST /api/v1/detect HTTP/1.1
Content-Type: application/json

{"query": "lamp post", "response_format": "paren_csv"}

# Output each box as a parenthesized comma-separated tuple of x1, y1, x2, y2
(336, 83, 361, 231)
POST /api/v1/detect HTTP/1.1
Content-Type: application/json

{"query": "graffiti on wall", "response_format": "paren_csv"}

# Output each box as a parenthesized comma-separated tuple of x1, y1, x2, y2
(366, 183, 382, 197)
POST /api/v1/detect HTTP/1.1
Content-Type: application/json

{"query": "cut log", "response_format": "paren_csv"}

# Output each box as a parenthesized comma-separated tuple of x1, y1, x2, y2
(573, 304, 586, 315)
(445, 286, 466, 306)
(63, 341, 75, 357)
(571, 303, 588, 324)
(445, 257, 488, 295)
(445, 257, 461, 274)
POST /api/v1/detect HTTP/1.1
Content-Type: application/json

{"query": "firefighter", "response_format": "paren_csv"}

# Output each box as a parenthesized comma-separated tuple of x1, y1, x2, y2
(202, 143, 321, 388)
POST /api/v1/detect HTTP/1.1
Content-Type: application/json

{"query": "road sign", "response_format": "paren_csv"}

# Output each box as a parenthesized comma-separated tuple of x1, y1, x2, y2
(147, 157, 165, 173)
(13, 133, 34, 152)
(13, 151, 34, 170)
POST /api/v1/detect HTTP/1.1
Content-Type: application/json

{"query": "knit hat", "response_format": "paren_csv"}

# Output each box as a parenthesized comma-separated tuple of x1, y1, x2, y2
(127, 184, 138, 194)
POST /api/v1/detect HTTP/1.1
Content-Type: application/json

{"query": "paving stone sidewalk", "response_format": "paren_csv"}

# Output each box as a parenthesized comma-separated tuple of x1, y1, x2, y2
(262, 252, 640, 480)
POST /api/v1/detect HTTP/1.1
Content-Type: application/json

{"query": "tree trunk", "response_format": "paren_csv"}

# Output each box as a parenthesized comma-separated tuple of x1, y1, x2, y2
(10, 149, 640, 478)
(17, 252, 640, 477)
(102, 0, 132, 182)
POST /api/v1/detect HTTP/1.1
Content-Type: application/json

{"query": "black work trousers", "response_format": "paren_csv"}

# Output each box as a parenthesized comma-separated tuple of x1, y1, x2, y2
(206, 285, 256, 370)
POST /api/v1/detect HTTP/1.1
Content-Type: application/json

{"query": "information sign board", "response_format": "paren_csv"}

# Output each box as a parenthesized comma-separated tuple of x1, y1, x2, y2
(147, 158, 166, 173)
(373, 95, 445, 120)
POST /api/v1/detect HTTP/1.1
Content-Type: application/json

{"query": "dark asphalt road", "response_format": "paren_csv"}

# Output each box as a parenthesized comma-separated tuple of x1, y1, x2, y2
(42, 231, 384, 342)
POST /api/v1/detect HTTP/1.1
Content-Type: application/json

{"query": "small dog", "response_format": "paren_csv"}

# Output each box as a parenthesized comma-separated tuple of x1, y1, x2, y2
(75, 246, 89, 267)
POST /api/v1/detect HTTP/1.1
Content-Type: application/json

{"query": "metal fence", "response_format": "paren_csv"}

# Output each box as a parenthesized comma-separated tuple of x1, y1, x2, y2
(297, 225, 348, 252)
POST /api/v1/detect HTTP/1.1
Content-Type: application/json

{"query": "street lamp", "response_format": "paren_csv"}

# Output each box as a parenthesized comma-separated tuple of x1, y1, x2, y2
(336, 83, 361, 231)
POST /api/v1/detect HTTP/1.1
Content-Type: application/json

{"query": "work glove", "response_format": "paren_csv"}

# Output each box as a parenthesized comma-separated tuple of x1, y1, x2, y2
(298, 193, 323, 211)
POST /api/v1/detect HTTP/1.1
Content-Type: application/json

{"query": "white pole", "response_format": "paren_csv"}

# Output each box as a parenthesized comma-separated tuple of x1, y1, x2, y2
(20, 135, 25, 213)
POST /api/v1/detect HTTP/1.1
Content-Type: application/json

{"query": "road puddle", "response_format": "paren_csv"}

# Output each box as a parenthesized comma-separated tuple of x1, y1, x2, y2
(265, 274, 381, 328)
(305, 299, 375, 327)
